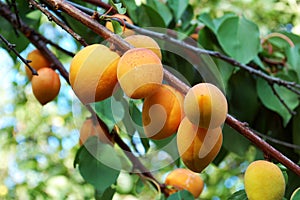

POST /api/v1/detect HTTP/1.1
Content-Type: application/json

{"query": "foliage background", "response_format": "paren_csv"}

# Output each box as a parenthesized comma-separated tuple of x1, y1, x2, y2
(0, 0, 300, 199)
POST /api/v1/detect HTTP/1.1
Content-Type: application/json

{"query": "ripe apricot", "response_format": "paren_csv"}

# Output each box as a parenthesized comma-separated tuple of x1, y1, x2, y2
(105, 14, 134, 36)
(26, 49, 51, 80)
(79, 118, 113, 146)
(177, 117, 223, 173)
(124, 35, 162, 60)
(244, 160, 285, 200)
(31, 68, 60, 105)
(165, 168, 204, 198)
(142, 84, 184, 140)
(69, 44, 120, 104)
(117, 48, 163, 99)
(184, 83, 227, 129)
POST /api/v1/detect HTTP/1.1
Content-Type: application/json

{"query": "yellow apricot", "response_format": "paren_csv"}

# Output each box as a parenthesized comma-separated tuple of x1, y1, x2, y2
(244, 160, 285, 200)
(26, 49, 51, 80)
(117, 48, 163, 99)
(124, 35, 162, 59)
(69, 44, 120, 104)
(31, 68, 60, 105)
(177, 117, 223, 173)
(184, 83, 227, 129)
(165, 168, 204, 198)
(142, 84, 184, 140)
(105, 14, 135, 36)
(79, 118, 113, 146)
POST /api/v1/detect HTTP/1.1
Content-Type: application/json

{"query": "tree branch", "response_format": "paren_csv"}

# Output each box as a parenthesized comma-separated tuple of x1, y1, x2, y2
(40, 0, 300, 177)
(0, 1, 171, 195)
(0, 33, 38, 75)
(0, 2, 70, 84)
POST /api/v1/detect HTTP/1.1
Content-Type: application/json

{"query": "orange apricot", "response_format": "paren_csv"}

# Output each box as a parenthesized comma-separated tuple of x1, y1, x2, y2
(124, 35, 162, 59)
(165, 168, 204, 198)
(142, 84, 184, 140)
(184, 83, 227, 129)
(26, 49, 51, 80)
(31, 68, 60, 105)
(117, 48, 163, 99)
(79, 118, 113, 146)
(69, 44, 120, 104)
(177, 117, 223, 173)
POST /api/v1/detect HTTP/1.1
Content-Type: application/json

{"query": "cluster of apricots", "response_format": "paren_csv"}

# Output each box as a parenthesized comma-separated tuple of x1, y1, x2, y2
(26, 49, 60, 105)
(70, 33, 228, 198)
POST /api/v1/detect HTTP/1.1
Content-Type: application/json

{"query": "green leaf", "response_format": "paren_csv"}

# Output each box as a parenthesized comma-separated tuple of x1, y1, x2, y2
(166, 190, 194, 200)
(227, 190, 248, 200)
(180, 5, 194, 30)
(216, 15, 260, 64)
(94, 94, 125, 132)
(138, 4, 166, 27)
(109, 0, 126, 14)
(128, 100, 150, 152)
(256, 77, 299, 126)
(95, 186, 116, 200)
(286, 44, 300, 81)
(223, 124, 251, 157)
(121, 0, 139, 23)
(292, 106, 300, 155)
(291, 187, 300, 200)
(111, 20, 123, 34)
(147, 0, 173, 26)
(75, 137, 121, 194)
(198, 13, 236, 33)
(167, 0, 189, 21)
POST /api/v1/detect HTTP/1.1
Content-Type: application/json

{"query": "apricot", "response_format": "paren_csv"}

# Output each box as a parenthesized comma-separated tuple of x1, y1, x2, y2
(69, 44, 120, 104)
(244, 160, 285, 200)
(105, 14, 134, 36)
(165, 168, 204, 198)
(177, 117, 223, 173)
(26, 49, 51, 80)
(117, 48, 163, 99)
(79, 118, 112, 146)
(184, 83, 227, 129)
(142, 84, 184, 140)
(31, 68, 60, 105)
(124, 35, 162, 59)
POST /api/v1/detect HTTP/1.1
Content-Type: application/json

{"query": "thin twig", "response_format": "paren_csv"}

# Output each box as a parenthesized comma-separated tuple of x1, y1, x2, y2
(29, 0, 88, 46)
(0, 34, 38, 75)
(40, 36, 75, 57)
(83, 0, 117, 14)
(269, 82, 297, 115)
(250, 128, 300, 151)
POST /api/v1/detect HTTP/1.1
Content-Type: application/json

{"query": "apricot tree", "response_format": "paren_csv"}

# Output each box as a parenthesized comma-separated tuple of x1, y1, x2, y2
(0, 0, 300, 199)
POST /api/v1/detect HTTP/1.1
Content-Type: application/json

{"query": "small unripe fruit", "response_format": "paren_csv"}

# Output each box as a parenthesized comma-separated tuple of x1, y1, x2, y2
(177, 117, 223, 173)
(142, 84, 184, 140)
(165, 168, 204, 198)
(117, 48, 163, 99)
(26, 49, 51, 80)
(124, 35, 162, 59)
(244, 160, 285, 200)
(79, 118, 113, 146)
(184, 83, 227, 129)
(69, 44, 120, 104)
(31, 68, 60, 105)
